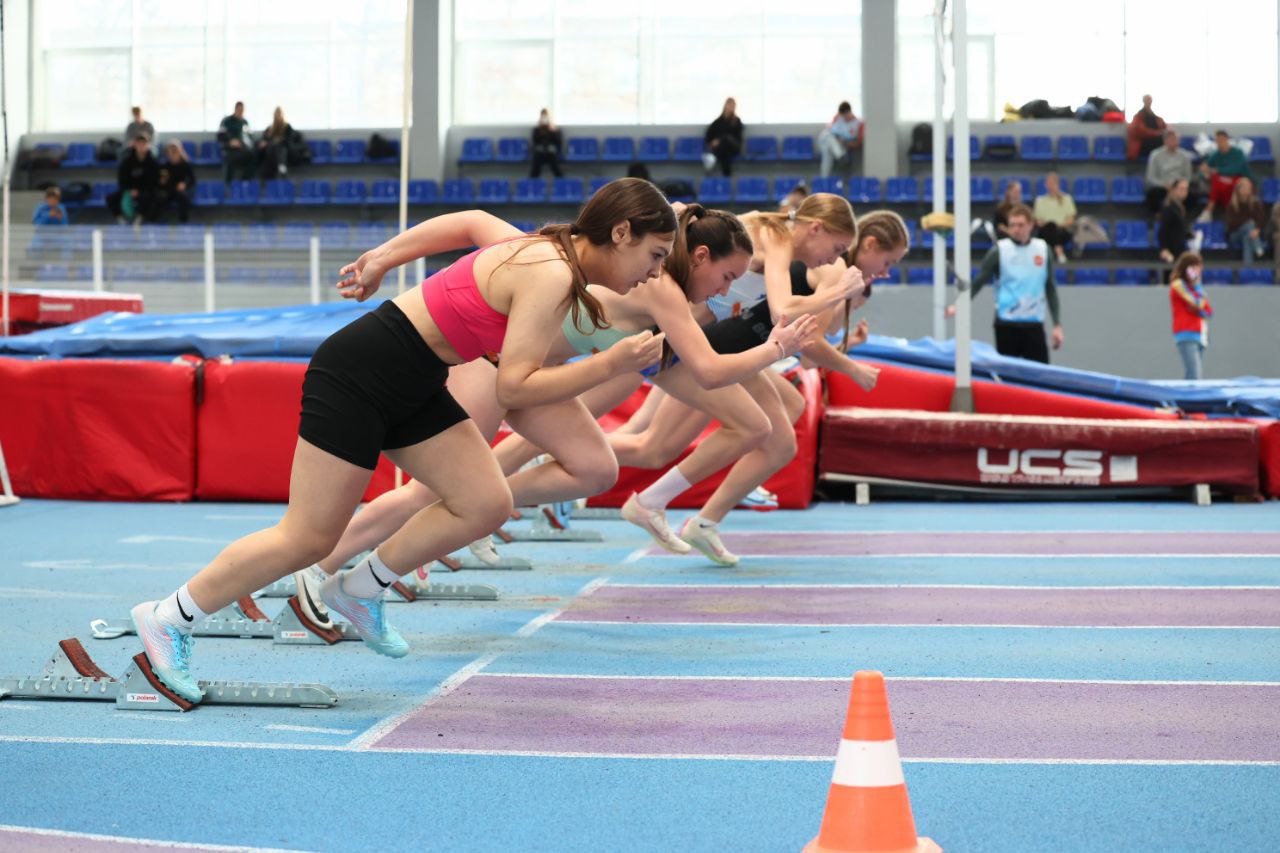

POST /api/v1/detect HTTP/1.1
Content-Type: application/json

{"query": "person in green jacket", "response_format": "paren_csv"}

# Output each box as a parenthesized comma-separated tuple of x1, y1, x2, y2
(1198, 130, 1255, 223)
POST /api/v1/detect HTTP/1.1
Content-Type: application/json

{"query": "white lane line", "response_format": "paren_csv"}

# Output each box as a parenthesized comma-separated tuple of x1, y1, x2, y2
(21, 560, 188, 572)
(553, 619, 1280, 630)
(346, 575, 610, 751)
(602, 583, 1280, 591)
(647, 552, 1280, 559)
(0, 587, 115, 600)
(478, 673, 1280, 687)
(266, 724, 356, 735)
(699, 529, 1278, 536)
(622, 547, 650, 563)
(119, 534, 227, 545)
(0, 823, 308, 851)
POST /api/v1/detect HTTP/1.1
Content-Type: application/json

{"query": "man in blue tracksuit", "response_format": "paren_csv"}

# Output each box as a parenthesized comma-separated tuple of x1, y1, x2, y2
(949, 203, 1063, 363)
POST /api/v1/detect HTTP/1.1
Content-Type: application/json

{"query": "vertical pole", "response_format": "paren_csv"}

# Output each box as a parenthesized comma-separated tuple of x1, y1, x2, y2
(309, 235, 321, 305)
(203, 230, 215, 313)
(414, 256, 425, 286)
(394, 0, 415, 492)
(1, 169, 8, 337)
(931, 0, 946, 340)
(951, 0, 973, 412)
(91, 228, 104, 293)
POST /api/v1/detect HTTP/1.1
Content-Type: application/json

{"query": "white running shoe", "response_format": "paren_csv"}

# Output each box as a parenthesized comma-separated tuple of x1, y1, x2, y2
(621, 493, 692, 554)
(679, 518, 740, 567)
(129, 601, 204, 703)
(292, 566, 334, 629)
(468, 536, 502, 566)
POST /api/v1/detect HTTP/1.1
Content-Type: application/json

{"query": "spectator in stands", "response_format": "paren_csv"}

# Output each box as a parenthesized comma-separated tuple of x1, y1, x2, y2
(1167, 251, 1211, 379)
(32, 186, 68, 226)
(778, 180, 808, 215)
(1270, 199, 1280, 275)
(125, 106, 155, 149)
(1157, 179, 1202, 264)
(1197, 130, 1255, 223)
(972, 179, 1023, 243)
(1032, 172, 1108, 262)
(157, 140, 197, 224)
(945, 204, 1062, 363)
(703, 97, 743, 177)
(1145, 129, 1198, 215)
(107, 134, 160, 224)
(255, 106, 302, 180)
(1126, 94, 1166, 161)
(1226, 177, 1267, 263)
(817, 101, 864, 177)
(530, 108, 564, 179)
(217, 101, 255, 184)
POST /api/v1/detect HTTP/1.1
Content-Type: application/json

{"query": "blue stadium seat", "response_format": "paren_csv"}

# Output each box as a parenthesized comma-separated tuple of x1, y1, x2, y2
(600, 137, 635, 162)
(193, 141, 222, 166)
(947, 135, 980, 161)
(1262, 179, 1280, 205)
(296, 180, 331, 205)
(279, 223, 314, 249)
(734, 177, 769, 203)
(1074, 268, 1110, 285)
(181, 141, 198, 162)
(369, 180, 401, 205)
(307, 140, 332, 165)
(84, 183, 114, 209)
(564, 138, 598, 162)
(366, 139, 399, 164)
(441, 179, 474, 204)
(780, 136, 815, 161)
(744, 137, 778, 161)
(922, 178, 953, 203)
(673, 137, 704, 162)
(1093, 137, 1126, 161)
(552, 178, 585, 204)
(773, 177, 804, 201)
(459, 138, 494, 164)
(906, 267, 934, 285)
(318, 223, 352, 250)
(983, 135, 1017, 161)
(1053, 267, 1071, 285)
(332, 180, 368, 205)
(242, 224, 273, 249)
(880, 267, 901, 284)
(1114, 220, 1151, 249)
(1110, 177, 1144, 204)
(1247, 136, 1274, 163)
(809, 177, 843, 196)
(477, 179, 510, 204)
(1057, 136, 1089, 160)
(849, 177, 883, 203)
(698, 178, 731, 203)
(1201, 268, 1235, 285)
(260, 179, 294, 206)
(1196, 220, 1227, 250)
(35, 263, 70, 282)
(1020, 136, 1053, 160)
(1114, 268, 1152, 285)
(496, 138, 529, 163)
(998, 176, 1032, 200)
(1239, 268, 1275, 285)
(333, 140, 366, 164)
(1073, 177, 1108, 203)
(192, 182, 224, 207)
(885, 177, 919, 203)
(514, 179, 548, 204)
(507, 220, 536, 233)
(970, 177, 995, 203)
(61, 143, 96, 168)
(589, 177, 610, 197)
(408, 179, 439, 205)
(210, 223, 244, 250)
(638, 137, 670, 161)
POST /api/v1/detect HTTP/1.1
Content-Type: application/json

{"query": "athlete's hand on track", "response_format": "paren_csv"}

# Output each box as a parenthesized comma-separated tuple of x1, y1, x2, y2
(337, 251, 386, 301)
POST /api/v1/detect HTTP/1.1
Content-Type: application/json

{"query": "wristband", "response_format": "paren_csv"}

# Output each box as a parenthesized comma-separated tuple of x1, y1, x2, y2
(773, 339, 786, 358)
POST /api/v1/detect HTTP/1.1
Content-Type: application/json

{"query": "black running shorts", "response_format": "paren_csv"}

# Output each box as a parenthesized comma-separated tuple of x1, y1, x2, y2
(299, 300, 469, 470)
(701, 301, 773, 355)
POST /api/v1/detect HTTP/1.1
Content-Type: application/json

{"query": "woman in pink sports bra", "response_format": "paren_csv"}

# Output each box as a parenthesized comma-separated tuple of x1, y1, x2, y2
(126, 178, 676, 702)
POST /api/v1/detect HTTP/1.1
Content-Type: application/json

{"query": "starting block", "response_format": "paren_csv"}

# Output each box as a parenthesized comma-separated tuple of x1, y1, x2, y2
(0, 638, 338, 712)
(571, 507, 622, 520)
(257, 576, 499, 603)
(507, 505, 603, 543)
(90, 596, 362, 646)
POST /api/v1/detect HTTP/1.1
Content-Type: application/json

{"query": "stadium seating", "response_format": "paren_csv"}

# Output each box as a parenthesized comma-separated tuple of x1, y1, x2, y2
(638, 137, 670, 161)
(477, 179, 510, 204)
(61, 143, 96, 168)
(296, 180, 331, 206)
(259, 180, 294, 206)
(332, 140, 366, 164)
(698, 177, 732, 203)
(734, 177, 769, 204)
(1110, 177, 1144, 204)
(564, 138, 598, 162)
(1057, 136, 1089, 161)
(848, 177, 883, 203)
(1113, 220, 1151, 249)
(1202, 269, 1234, 285)
(496, 138, 529, 163)
(672, 136, 703, 161)
(332, 180, 368, 205)
(1093, 137, 1126, 161)
(307, 140, 332, 165)
(601, 137, 635, 162)
(441, 179, 474, 204)
(459, 138, 494, 163)
(192, 183, 224, 207)
(1113, 268, 1152, 285)
(368, 180, 400, 205)
(515, 178, 548, 204)
(744, 137, 778, 161)
(552, 178, 585, 204)
(1020, 136, 1053, 160)
(1073, 177, 1108, 203)
(780, 136, 815, 161)
(885, 177, 919, 203)
(407, 179, 439, 205)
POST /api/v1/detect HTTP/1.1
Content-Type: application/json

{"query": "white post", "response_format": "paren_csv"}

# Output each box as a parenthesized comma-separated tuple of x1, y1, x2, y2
(1, 166, 8, 337)
(91, 228, 104, 293)
(951, 0, 973, 412)
(931, 0, 946, 340)
(203, 230, 215, 313)
(414, 256, 425, 286)
(394, 0, 414, 491)
(309, 235, 321, 305)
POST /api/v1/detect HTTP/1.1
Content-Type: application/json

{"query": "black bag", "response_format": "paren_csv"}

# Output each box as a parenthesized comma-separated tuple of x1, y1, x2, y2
(1019, 99, 1052, 119)
(25, 145, 64, 169)
(95, 138, 123, 162)
(909, 122, 932, 155)
(984, 138, 1017, 159)
(367, 133, 397, 160)
(1087, 96, 1120, 114)
(61, 181, 92, 202)
(659, 179, 695, 201)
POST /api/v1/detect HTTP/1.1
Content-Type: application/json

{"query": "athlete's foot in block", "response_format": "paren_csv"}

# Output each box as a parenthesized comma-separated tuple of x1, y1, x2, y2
(679, 518, 740, 567)
(319, 573, 409, 658)
(292, 568, 334, 629)
(129, 601, 204, 703)
(621, 493, 692, 554)
(468, 536, 501, 566)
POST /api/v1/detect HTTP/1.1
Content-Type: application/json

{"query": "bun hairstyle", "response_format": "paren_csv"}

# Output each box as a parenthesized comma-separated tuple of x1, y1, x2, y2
(662, 203, 754, 291)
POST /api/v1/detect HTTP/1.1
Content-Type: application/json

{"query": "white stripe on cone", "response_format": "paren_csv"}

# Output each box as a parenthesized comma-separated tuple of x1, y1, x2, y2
(831, 738, 907, 788)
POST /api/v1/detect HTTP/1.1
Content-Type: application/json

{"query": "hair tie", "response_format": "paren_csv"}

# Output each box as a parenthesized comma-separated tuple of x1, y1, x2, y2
(569, 223, 581, 235)
(788, 209, 797, 222)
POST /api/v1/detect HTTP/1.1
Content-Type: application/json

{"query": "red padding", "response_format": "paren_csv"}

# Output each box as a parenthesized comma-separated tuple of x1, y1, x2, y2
(826, 363, 954, 411)
(972, 381, 1178, 420)
(0, 357, 195, 500)
(820, 407, 1260, 495)
(587, 368, 824, 509)
(195, 359, 394, 502)
(8, 289, 143, 326)
(1259, 421, 1280, 498)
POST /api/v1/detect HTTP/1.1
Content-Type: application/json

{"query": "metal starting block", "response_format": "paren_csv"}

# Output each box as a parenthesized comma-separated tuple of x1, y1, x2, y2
(507, 506, 603, 543)
(571, 507, 622, 520)
(90, 596, 363, 646)
(0, 638, 337, 712)
(257, 576, 499, 603)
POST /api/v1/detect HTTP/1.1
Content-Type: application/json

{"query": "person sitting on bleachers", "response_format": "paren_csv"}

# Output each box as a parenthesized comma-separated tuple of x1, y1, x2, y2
(124, 106, 155, 156)
(217, 100, 255, 184)
(255, 106, 306, 180)
(157, 140, 197, 224)
(1197, 130, 1255, 223)
(1126, 94, 1165, 161)
(703, 97, 743, 177)
(1145, 129, 1198, 215)
(1033, 172, 1108, 262)
(32, 186, 69, 226)
(778, 181, 809, 214)
(972, 179, 1023, 243)
(1225, 177, 1267, 264)
(107, 134, 160, 224)
(817, 101, 864, 178)
(530, 108, 564, 179)
(1157, 179, 1203, 264)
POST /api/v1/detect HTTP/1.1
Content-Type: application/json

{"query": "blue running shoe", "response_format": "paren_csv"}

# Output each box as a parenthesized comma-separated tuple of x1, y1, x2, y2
(737, 486, 779, 512)
(319, 574, 409, 658)
(130, 601, 203, 703)
(541, 501, 574, 531)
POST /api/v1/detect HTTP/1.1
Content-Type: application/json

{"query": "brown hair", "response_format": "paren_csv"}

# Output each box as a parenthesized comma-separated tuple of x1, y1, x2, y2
(502, 177, 676, 334)
(1006, 203, 1034, 223)
(749, 192, 857, 246)
(1169, 251, 1203, 286)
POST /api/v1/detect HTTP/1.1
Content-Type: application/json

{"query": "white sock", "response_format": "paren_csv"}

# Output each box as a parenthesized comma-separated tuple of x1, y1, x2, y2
(637, 467, 692, 512)
(154, 583, 208, 630)
(341, 549, 398, 598)
(302, 564, 329, 583)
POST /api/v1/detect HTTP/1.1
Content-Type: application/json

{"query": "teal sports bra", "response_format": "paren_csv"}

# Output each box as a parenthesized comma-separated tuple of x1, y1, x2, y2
(561, 312, 648, 355)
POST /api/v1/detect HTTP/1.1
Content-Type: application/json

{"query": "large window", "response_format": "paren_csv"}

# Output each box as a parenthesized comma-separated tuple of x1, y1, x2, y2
(34, 0, 405, 133)
(898, 0, 1278, 123)
(452, 0, 862, 125)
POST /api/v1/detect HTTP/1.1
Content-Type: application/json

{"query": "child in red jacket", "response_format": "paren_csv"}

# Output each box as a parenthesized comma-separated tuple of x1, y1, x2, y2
(1168, 252, 1212, 379)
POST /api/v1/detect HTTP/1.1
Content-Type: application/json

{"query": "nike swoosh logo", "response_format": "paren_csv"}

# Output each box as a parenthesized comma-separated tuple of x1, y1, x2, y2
(298, 578, 330, 618)
(177, 598, 193, 622)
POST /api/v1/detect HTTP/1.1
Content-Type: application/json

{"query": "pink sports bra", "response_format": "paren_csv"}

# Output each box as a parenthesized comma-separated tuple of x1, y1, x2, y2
(421, 243, 511, 362)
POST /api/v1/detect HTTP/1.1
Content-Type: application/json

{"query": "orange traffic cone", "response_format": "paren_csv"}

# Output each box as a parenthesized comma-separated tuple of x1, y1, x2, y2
(803, 671, 940, 853)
